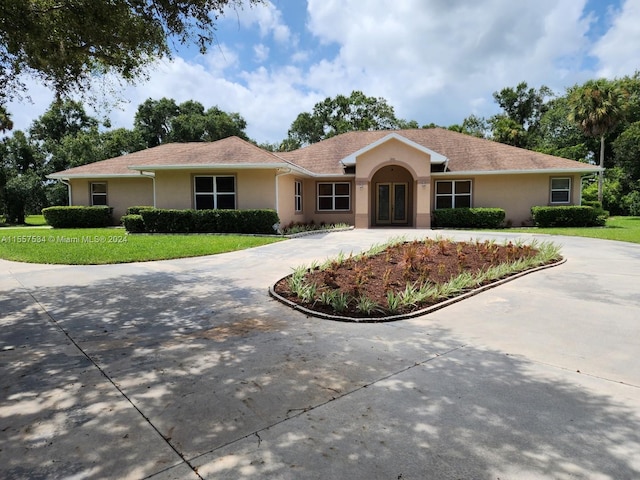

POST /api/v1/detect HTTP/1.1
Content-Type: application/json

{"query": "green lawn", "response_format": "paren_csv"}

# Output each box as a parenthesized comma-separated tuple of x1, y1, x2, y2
(0, 214, 48, 227)
(505, 216, 640, 244)
(0, 227, 284, 264)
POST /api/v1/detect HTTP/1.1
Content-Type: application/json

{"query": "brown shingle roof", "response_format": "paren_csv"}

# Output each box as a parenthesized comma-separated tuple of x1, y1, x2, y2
(278, 128, 599, 174)
(49, 136, 291, 177)
(50, 128, 598, 178)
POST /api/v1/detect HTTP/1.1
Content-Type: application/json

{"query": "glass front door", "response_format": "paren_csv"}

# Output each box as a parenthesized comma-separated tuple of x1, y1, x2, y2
(376, 183, 407, 225)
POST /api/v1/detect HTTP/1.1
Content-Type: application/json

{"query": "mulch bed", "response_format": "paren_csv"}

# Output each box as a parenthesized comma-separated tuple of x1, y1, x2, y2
(273, 238, 555, 319)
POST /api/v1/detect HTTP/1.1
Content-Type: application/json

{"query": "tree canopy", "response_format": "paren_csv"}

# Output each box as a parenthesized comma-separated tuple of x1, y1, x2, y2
(284, 91, 410, 149)
(134, 98, 248, 147)
(3, 76, 640, 223)
(0, 0, 262, 110)
(0, 97, 248, 223)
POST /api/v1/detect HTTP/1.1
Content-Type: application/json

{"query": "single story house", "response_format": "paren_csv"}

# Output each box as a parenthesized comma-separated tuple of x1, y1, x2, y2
(48, 128, 600, 228)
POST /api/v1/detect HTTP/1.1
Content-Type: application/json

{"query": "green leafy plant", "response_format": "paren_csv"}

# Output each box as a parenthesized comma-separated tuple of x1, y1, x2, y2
(355, 295, 381, 315)
(330, 291, 351, 312)
(386, 290, 402, 314)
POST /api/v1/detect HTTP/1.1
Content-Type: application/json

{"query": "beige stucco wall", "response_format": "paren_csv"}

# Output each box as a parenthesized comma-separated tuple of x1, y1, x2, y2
(433, 173, 583, 226)
(276, 175, 307, 227)
(354, 138, 432, 228)
(69, 177, 153, 223)
(302, 178, 356, 227)
(154, 169, 277, 211)
(155, 171, 191, 210)
(237, 170, 277, 209)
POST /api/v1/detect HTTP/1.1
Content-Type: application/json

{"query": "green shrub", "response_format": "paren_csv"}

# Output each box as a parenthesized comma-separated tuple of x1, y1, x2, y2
(126, 206, 154, 215)
(238, 209, 279, 234)
(622, 190, 640, 216)
(140, 209, 193, 233)
(581, 200, 609, 220)
(432, 208, 505, 228)
(121, 214, 145, 233)
(42, 206, 113, 228)
(138, 208, 279, 234)
(531, 206, 606, 227)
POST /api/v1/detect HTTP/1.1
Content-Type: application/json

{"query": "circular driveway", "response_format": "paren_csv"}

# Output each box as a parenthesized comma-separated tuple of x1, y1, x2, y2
(1, 230, 639, 479)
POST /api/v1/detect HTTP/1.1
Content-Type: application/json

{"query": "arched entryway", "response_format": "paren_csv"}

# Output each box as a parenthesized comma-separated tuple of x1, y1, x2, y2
(370, 165, 414, 227)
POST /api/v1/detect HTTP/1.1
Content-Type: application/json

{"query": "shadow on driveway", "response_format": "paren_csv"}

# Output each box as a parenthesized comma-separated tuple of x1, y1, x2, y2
(2, 260, 640, 479)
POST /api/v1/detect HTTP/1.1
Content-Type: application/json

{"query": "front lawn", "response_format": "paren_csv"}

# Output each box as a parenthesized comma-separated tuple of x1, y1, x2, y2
(0, 214, 48, 227)
(0, 228, 283, 264)
(505, 216, 640, 244)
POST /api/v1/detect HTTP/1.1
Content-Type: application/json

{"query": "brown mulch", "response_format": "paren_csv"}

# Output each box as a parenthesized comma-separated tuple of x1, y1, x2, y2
(273, 238, 556, 319)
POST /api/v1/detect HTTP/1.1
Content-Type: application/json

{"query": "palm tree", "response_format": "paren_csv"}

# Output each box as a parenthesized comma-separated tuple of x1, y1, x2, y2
(568, 79, 625, 203)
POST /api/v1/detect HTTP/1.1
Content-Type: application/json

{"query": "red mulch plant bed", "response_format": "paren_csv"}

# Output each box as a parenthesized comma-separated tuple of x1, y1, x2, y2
(273, 238, 562, 319)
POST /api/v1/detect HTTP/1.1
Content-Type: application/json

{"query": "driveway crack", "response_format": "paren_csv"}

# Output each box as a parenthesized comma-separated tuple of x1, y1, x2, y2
(187, 344, 466, 465)
(17, 281, 205, 480)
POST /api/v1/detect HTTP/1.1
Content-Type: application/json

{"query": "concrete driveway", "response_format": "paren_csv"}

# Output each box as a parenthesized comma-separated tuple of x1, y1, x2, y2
(1, 229, 639, 479)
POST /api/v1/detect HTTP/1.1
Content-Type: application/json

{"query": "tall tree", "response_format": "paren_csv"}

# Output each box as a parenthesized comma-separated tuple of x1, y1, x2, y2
(285, 91, 408, 149)
(568, 79, 626, 202)
(535, 97, 593, 161)
(134, 98, 248, 146)
(0, 0, 263, 104)
(30, 100, 98, 144)
(29, 100, 100, 174)
(134, 98, 180, 147)
(489, 82, 553, 148)
(0, 105, 12, 132)
(613, 121, 640, 187)
(0, 132, 46, 222)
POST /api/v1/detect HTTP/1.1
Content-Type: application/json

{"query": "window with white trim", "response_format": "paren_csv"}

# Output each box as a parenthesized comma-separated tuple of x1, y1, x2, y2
(91, 182, 108, 206)
(317, 182, 351, 211)
(550, 177, 571, 204)
(194, 176, 236, 210)
(294, 180, 303, 212)
(435, 180, 472, 209)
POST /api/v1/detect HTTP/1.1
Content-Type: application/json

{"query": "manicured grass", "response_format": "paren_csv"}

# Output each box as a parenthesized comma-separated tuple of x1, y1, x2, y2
(506, 216, 640, 244)
(0, 214, 48, 227)
(0, 228, 284, 264)
(24, 215, 48, 226)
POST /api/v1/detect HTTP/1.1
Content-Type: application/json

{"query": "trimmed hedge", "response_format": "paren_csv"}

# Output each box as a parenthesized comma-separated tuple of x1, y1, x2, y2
(42, 206, 113, 228)
(124, 208, 279, 234)
(121, 214, 145, 233)
(126, 206, 154, 215)
(531, 206, 606, 227)
(432, 207, 506, 229)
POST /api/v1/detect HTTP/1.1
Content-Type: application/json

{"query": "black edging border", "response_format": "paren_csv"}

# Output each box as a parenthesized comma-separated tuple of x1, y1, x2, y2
(268, 258, 567, 323)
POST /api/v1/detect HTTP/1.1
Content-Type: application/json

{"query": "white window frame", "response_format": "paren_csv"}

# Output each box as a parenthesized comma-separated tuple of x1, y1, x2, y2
(90, 182, 108, 206)
(193, 175, 236, 210)
(294, 180, 303, 213)
(317, 182, 351, 212)
(434, 180, 472, 209)
(550, 177, 571, 204)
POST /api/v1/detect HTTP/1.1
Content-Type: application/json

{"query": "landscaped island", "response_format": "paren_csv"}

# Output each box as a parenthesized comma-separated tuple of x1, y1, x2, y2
(271, 237, 563, 321)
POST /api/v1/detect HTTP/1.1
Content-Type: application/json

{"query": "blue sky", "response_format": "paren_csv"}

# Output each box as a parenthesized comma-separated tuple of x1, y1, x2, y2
(7, 0, 640, 144)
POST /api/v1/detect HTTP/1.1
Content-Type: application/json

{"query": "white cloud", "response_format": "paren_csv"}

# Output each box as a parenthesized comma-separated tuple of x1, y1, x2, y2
(592, 0, 640, 78)
(253, 43, 270, 63)
(5, 0, 639, 144)
(304, 0, 593, 125)
(234, 1, 293, 45)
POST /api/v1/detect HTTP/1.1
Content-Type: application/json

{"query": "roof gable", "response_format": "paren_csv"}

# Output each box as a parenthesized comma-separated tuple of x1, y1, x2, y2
(340, 132, 448, 166)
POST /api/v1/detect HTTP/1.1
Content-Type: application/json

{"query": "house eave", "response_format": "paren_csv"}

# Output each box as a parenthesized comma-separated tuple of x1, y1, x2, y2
(432, 167, 602, 177)
(127, 163, 316, 176)
(47, 173, 145, 180)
